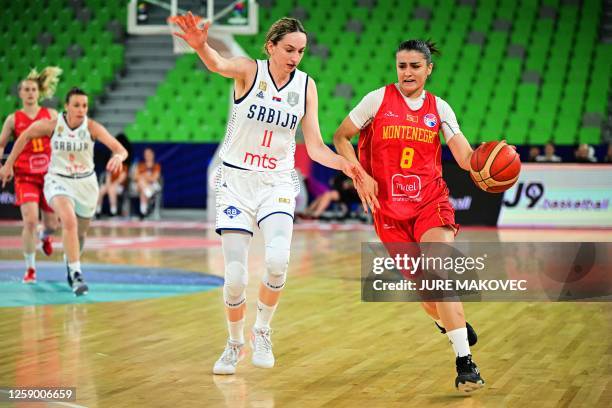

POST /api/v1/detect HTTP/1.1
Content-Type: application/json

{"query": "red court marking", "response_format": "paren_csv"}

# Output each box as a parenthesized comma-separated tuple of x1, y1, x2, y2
(0, 236, 220, 250)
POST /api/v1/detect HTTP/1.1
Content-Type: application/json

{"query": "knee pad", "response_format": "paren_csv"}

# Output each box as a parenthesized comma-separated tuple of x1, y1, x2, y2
(263, 237, 290, 291)
(224, 260, 248, 307)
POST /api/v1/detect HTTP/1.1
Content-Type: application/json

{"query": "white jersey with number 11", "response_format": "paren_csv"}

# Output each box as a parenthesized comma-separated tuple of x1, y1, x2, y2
(219, 59, 308, 171)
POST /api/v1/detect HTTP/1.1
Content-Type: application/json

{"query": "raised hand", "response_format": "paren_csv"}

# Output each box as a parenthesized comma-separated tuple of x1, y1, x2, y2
(172, 11, 210, 51)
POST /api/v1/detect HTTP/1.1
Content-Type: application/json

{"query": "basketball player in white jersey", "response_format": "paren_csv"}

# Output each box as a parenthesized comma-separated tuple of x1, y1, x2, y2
(0, 88, 127, 296)
(173, 13, 364, 374)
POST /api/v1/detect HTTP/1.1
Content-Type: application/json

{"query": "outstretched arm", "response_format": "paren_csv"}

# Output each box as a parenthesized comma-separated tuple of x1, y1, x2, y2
(172, 12, 255, 81)
(0, 119, 56, 187)
(89, 120, 128, 174)
(301, 78, 364, 182)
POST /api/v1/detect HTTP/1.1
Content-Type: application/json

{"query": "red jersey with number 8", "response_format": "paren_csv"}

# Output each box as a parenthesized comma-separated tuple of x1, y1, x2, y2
(359, 85, 449, 220)
(13, 108, 52, 176)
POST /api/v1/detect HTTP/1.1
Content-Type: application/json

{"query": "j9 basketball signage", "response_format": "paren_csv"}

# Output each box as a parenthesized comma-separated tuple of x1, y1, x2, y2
(498, 164, 612, 227)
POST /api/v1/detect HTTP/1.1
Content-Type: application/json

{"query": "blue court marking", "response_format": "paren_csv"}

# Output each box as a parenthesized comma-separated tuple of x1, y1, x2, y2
(0, 261, 224, 307)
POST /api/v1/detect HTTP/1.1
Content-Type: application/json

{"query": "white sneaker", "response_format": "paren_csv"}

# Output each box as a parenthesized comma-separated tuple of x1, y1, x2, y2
(251, 326, 274, 368)
(213, 340, 245, 375)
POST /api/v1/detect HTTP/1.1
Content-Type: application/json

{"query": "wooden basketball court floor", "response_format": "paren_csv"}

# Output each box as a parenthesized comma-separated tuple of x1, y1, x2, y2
(0, 220, 610, 407)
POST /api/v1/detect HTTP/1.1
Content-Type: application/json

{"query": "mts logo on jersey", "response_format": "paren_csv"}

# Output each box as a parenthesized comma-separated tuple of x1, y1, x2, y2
(244, 152, 278, 169)
(246, 104, 298, 130)
(244, 130, 279, 169)
(391, 174, 421, 199)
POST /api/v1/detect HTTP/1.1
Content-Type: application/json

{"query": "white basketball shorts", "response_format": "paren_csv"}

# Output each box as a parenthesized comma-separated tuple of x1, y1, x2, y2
(214, 164, 300, 235)
(44, 172, 99, 218)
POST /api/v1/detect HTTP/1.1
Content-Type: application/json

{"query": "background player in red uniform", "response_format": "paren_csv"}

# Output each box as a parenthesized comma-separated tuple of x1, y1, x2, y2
(334, 40, 484, 392)
(0, 67, 62, 283)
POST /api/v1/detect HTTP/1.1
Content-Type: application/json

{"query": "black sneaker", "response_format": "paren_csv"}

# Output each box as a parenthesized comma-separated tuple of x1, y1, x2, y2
(435, 321, 478, 346)
(455, 354, 485, 392)
(70, 271, 89, 296)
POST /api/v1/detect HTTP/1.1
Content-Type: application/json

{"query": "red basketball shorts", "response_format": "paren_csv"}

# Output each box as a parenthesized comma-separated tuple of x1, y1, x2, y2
(373, 200, 458, 280)
(14, 174, 53, 212)
(373, 199, 458, 244)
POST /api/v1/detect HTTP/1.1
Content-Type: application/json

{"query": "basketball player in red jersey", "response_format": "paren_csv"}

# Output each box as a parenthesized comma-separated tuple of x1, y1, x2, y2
(334, 40, 485, 392)
(0, 67, 62, 283)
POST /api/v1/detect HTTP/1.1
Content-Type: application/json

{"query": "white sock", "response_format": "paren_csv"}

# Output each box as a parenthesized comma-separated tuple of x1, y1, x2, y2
(68, 261, 81, 276)
(110, 205, 117, 215)
(140, 203, 147, 215)
(254, 300, 277, 329)
(228, 317, 245, 344)
(24, 253, 35, 269)
(447, 327, 470, 357)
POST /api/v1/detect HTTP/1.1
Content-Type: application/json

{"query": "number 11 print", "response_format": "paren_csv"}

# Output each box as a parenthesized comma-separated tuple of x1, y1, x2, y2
(261, 130, 273, 148)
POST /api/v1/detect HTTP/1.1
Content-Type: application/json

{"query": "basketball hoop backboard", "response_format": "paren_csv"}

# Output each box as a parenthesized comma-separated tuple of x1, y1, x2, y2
(127, 0, 258, 36)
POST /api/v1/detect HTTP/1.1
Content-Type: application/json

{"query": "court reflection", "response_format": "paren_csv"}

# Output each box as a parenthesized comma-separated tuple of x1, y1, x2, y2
(14, 305, 97, 407)
(212, 375, 275, 408)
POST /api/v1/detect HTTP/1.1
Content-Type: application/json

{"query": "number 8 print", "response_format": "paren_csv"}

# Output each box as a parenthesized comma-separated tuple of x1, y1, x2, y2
(400, 147, 414, 169)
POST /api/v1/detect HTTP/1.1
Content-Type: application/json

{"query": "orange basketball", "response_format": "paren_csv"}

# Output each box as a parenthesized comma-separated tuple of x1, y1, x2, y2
(469, 141, 521, 193)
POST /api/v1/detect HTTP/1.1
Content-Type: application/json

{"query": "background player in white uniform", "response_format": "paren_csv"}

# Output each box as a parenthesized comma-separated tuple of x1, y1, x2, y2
(173, 13, 364, 374)
(0, 88, 127, 296)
